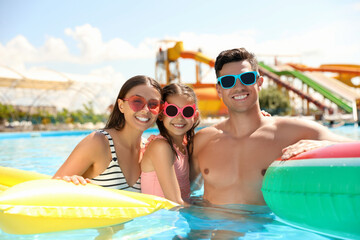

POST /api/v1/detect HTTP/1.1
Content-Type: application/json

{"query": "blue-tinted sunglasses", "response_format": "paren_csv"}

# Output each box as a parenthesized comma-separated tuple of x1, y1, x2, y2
(217, 71, 259, 89)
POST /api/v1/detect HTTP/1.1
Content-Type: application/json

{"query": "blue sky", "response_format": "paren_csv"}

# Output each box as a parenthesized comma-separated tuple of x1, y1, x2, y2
(1, 0, 360, 85)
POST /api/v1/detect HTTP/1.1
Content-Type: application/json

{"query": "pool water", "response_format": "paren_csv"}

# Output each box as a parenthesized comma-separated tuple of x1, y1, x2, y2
(0, 125, 358, 239)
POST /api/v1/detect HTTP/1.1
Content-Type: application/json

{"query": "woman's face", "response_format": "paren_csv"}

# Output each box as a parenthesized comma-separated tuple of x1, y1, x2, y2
(119, 84, 162, 132)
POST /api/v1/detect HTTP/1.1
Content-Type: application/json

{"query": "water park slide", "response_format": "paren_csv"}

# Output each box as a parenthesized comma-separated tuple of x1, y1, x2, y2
(165, 42, 333, 115)
(165, 41, 227, 116)
(303, 72, 360, 103)
(167, 41, 215, 67)
(288, 63, 360, 88)
(258, 64, 331, 113)
(260, 63, 353, 113)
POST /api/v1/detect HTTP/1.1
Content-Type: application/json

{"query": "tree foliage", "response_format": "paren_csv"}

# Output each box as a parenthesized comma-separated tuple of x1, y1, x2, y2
(0, 102, 108, 125)
(259, 86, 291, 116)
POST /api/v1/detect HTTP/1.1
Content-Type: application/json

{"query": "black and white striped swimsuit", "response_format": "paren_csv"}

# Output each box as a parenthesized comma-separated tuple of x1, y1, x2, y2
(91, 130, 141, 192)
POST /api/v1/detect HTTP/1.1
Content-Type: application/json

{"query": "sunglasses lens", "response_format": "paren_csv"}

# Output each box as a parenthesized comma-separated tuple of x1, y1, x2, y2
(240, 72, 256, 85)
(128, 96, 145, 111)
(148, 99, 161, 114)
(165, 105, 178, 117)
(220, 76, 236, 88)
(182, 106, 195, 118)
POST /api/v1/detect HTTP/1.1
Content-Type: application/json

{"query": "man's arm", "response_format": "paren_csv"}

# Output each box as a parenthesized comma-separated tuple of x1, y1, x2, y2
(280, 118, 354, 159)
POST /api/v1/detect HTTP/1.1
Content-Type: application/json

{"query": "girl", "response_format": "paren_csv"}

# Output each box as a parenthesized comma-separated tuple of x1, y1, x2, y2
(53, 75, 162, 192)
(141, 83, 200, 204)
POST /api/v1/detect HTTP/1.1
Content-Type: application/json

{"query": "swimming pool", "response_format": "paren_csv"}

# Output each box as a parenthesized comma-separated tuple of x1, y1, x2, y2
(0, 125, 358, 239)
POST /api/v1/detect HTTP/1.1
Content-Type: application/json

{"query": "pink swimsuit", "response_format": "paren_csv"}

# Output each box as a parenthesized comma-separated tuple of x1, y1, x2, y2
(141, 135, 190, 201)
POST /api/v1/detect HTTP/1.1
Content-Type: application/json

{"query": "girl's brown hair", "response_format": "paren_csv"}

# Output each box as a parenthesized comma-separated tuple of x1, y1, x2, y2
(156, 83, 200, 159)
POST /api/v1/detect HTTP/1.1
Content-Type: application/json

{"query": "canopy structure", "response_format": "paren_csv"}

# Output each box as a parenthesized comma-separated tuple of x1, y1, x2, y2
(0, 65, 73, 90)
(0, 65, 121, 114)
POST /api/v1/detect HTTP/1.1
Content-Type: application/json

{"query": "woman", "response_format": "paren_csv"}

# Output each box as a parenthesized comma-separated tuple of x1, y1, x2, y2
(53, 75, 162, 192)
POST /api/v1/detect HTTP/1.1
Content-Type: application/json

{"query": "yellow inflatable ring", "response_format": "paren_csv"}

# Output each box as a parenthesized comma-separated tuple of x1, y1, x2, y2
(0, 177, 178, 234)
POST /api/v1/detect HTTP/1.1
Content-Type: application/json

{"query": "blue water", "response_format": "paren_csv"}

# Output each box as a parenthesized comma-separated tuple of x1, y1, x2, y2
(0, 125, 359, 239)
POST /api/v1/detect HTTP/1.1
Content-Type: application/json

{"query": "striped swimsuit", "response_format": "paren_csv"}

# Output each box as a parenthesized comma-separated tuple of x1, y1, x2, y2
(90, 130, 141, 192)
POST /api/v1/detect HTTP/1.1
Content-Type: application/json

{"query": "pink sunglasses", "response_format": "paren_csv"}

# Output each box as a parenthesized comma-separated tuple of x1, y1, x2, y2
(163, 102, 196, 119)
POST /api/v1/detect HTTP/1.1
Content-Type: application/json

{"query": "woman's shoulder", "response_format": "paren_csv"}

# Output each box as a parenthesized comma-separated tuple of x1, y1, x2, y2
(80, 130, 111, 150)
(67, 130, 110, 161)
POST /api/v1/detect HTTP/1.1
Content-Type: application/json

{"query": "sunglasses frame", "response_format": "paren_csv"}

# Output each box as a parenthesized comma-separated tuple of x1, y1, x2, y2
(163, 102, 196, 119)
(217, 71, 259, 89)
(122, 95, 162, 115)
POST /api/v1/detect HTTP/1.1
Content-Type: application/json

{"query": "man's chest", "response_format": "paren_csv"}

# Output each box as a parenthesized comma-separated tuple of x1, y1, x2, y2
(197, 135, 286, 180)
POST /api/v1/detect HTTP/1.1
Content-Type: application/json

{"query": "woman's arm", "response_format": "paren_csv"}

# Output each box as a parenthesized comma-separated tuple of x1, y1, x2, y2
(53, 132, 107, 184)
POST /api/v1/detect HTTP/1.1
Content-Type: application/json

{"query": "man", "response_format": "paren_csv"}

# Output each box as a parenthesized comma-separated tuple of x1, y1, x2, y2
(191, 48, 352, 206)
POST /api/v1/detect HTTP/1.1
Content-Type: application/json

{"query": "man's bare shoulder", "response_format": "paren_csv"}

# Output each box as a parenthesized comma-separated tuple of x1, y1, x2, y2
(265, 116, 341, 140)
(270, 116, 325, 129)
(196, 122, 227, 139)
(193, 122, 227, 152)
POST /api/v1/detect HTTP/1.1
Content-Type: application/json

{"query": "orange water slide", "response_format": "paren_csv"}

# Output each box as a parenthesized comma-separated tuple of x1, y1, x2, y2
(288, 63, 360, 88)
(288, 63, 360, 74)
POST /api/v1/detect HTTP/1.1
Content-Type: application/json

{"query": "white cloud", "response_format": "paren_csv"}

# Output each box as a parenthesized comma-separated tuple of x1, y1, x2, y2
(351, 2, 360, 11)
(64, 24, 156, 63)
(170, 23, 359, 67)
(0, 24, 157, 71)
(1, 22, 359, 77)
(39, 36, 72, 62)
(1, 21, 359, 112)
(163, 30, 259, 59)
(0, 35, 36, 71)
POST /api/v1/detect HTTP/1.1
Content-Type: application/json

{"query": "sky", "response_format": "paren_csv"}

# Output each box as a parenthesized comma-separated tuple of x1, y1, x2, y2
(1, 0, 360, 110)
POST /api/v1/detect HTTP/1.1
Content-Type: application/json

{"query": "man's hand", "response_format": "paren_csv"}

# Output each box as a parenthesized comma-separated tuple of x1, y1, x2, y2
(261, 110, 271, 117)
(281, 140, 333, 160)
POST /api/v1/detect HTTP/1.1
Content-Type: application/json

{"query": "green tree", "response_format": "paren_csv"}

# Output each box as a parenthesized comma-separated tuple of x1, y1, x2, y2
(259, 86, 291, 116)
(0, 103, 15, 123)
(0, 102, 108, 126)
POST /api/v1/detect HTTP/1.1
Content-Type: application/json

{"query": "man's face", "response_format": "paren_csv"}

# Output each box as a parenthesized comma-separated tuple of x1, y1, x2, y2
(216, 60, 263, 113)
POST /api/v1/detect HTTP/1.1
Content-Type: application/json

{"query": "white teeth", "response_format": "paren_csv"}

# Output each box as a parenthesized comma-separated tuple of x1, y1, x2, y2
(174, 124, 185, 128)
(233, 95, 247, 100)
(136, 116, 149, 122)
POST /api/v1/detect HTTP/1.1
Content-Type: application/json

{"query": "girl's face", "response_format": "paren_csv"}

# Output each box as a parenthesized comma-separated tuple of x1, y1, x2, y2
(119, 84, 161, 132)
(161, 94, 197, 139)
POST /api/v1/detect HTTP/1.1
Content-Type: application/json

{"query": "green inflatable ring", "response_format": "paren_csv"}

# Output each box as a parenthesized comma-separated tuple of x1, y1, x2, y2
(262, 142, 360, 239)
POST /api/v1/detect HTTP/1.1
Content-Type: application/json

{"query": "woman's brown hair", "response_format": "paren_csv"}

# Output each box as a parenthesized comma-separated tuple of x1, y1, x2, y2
(105, 75, 162, 130)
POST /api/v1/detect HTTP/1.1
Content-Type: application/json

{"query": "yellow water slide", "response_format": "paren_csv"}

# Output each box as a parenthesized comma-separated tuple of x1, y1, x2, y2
(165, 41, 227, 116)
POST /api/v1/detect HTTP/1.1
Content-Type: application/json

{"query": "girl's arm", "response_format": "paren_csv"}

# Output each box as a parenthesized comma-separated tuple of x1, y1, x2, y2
(142, 139, 185, 205)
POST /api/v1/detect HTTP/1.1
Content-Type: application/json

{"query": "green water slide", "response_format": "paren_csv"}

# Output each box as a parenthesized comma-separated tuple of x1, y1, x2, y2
(259, 62, 353, 113)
